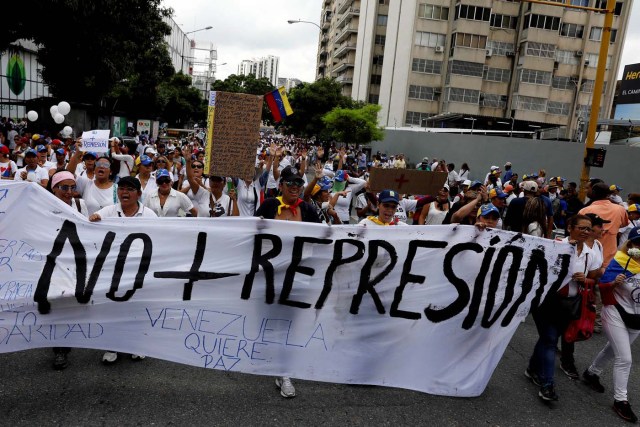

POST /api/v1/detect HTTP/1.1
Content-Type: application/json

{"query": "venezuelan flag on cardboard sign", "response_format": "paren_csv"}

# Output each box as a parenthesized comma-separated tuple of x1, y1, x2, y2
(265, 86, 293, 122)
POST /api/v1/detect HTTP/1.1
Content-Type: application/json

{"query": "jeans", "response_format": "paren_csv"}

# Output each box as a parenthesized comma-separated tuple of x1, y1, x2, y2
(529, 303, 568, 386)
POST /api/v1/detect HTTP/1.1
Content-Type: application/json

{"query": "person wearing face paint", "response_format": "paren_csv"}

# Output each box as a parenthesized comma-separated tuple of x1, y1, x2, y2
(359, 190, 407, 226)
(143, 169, 197, 217)
(254, 165, 321, 398)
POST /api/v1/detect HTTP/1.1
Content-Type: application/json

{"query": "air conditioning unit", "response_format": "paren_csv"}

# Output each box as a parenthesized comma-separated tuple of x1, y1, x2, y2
(576, 50, 583, 57)
(435, 46, 445, 53)
(486, 49, 493, 57)
(506, 51, 516, 57)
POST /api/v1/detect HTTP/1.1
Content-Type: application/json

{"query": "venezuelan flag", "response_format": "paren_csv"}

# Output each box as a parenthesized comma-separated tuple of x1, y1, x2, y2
(265, 86, 293, 122)
(601, 250, 640, 283)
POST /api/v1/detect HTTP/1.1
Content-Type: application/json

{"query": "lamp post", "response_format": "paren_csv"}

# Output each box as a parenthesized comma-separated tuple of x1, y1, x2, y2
(181, 26, 213, 73)
(497, 117, 515, 137)
(287, 19, 322, 30)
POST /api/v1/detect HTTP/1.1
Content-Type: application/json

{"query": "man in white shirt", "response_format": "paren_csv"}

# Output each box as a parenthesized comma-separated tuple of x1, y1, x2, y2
(14, 148, 49, 187)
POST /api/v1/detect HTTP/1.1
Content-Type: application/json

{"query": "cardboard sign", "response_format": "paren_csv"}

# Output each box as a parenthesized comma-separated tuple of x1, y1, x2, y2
(204, 91, 263, 179)
(80, 130, 110, 153)
(368, 168, 448, 195)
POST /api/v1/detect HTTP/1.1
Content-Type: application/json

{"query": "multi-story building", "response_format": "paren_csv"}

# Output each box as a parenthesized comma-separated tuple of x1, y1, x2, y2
(318, 0, 632, 139)
(237, 55, 280, 86)
(277, 77, 303, 91)
(163, 16, 193, 75)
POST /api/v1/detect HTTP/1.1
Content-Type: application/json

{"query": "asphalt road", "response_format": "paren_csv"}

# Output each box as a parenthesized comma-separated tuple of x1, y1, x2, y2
(0, 315, 638, 426)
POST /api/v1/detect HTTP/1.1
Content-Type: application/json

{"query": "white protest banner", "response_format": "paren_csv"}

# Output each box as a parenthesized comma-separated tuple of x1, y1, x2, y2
(81, 130, 110, 153)
(0, 182, 575, 397)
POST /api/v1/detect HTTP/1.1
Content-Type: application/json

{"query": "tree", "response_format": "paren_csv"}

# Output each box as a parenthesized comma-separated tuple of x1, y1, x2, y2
(282, 78, 359, 139)
(157, 73, 207, 127)
(322, 104, 385, 146)
(2, 0, 172, 105)
(210, 74, 276, 125)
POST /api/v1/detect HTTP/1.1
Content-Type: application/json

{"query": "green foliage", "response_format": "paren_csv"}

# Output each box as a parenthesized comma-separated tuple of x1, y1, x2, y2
(157, 73, 207, 127)
(322, 104, 384, 146)
(282, 78, 357, 139)
(210, 74, 276, 125)
(1, 0, 172, 103)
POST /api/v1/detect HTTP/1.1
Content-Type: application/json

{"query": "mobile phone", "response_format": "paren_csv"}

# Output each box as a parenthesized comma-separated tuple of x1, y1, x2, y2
(227, 180, 234, 191)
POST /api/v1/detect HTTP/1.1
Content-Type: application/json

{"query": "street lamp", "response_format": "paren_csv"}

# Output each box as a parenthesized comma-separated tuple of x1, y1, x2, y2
(287, 19, 322, 30)
(181, 26, 213, 73)
(464, 117, 476, 134)
(497, 117, 515, 137)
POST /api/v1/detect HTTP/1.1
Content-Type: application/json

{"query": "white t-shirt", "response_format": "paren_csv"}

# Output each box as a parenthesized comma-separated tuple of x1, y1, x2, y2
(619, 219, 640, 246)
(0, 160, 17, 179)
(182, 180, 211, 217)
(210, 193, 234, 217)
(395, 198, 418, 223)
(111, 153, 134, 178)
(359, 217, 408, 226)
(14, 166, 49, 183)
(78, 176, 117, 215)
(94, 202, 158, 219)
(332, 177, 367, 223)
(236, 179, 262, 217)
(561, 237, 601, 297)
(143, 188, 194, 217)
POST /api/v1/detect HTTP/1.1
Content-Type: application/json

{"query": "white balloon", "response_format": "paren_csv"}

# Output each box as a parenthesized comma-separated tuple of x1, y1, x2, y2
(27, 110, 38, 121)
(53, 113, 65, 124)
(57, 101, 71, 115)
(62, 125, 73, 136)
(50, 105, 59, 117)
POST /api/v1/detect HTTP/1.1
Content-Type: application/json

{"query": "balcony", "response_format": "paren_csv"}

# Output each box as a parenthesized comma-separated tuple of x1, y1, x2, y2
(333, 43, 357, 59)
(322, 18, 331, 30)
(337, 0, 353, 15)
(333, 61, 355, 73)
(335, 24, 358, 44)
(336, 75, 353, 84)
(336, 8, 360, 29)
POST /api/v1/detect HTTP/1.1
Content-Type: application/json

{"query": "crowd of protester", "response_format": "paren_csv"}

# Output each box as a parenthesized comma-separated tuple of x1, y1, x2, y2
(2, 122, 640, 421)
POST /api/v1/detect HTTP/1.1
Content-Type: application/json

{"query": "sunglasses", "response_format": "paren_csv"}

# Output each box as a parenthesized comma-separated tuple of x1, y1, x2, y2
(283, 180, 304, 187)
(192, 164, 204, 169)
(96, 162, 111, 168)
(157, 178, 172, 185)
(56, 185, 76, 192)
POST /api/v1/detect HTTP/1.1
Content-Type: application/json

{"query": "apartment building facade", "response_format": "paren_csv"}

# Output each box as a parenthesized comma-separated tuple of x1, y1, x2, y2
(318, 0, 632, 139)
(237, 55, 280, 86)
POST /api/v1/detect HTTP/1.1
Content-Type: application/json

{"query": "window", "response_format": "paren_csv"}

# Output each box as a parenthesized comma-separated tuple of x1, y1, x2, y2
(490, 14, 518, 29)
(370, 74, 382, 85)
(570, 0, 589, 6)
(447, 87, 481, 104)
(560, 23, 584, 38)
(523, 14, 561, 31)
(520, 69, 552, 85)
(415, 31, 447, 47)
(481, 93, 507, 108)
(515, 95, 546, 112)
(408, 85, 438, 101)
(580, 79, 607, 93)
(377, 15, 388, 26)
(556, 49, 580, 65)
(450, 60, 484, 77)
(484, 67, 511, 82)
(487, 40, 515, 56)
(379, 0, 390, 4)
(368, 94, 380, 104)
(589, 27, 618, 43)
(552, 76, 576, 90)
(525, 42, 556, 58)
(418, 4, 449, 20)
(585, 53, 612, 69)
(373, 55, 384, 65)
(455, 4, 491, 21)
(453, 33, 487, 49)
(547, 101, 570, 115)
(405, 111, 434, 126)
(375, 35, 386, 46)
(595, 0, 623, 14)
(412, 58, 443, 74)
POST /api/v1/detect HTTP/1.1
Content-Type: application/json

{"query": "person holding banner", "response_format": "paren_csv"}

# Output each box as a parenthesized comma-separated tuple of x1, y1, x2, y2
(359, 190, 406, 226)
(526, 214, 598, 402)
(14, 148, 49, 187)
(47, 170, 88, 369)
(584, 227, 640, 423)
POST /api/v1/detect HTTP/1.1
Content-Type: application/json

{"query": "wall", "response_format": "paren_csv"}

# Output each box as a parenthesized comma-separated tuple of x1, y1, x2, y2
(370, 128, 640, 193)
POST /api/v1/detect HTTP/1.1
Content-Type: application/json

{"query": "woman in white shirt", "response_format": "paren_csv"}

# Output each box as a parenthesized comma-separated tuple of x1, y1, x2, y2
(143, 169, 197, 217)
(67, 144, 117, 215)
(181, 158, 211, 217)
(330, 170, 366, 224)
(109, 138, 134, 180)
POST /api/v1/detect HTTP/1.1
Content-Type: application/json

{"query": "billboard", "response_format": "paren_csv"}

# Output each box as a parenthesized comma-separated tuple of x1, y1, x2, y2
(614, 63, 640, 119)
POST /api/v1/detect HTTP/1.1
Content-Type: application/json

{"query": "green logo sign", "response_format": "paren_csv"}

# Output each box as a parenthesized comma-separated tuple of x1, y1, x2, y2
(6, 54, 26, 96)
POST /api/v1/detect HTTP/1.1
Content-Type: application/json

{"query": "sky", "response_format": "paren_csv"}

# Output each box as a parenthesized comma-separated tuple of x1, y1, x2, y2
(163, 0, 640, 83)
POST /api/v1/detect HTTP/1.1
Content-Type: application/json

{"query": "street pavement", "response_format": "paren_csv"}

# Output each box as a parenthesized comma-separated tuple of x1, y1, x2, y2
(0, 315, 638, 426)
